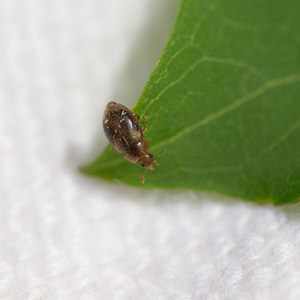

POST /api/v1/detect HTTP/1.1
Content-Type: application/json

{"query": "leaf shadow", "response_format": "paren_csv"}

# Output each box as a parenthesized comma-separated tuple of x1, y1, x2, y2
(111, 0, 181, 107)
(280, 201, 300, 221)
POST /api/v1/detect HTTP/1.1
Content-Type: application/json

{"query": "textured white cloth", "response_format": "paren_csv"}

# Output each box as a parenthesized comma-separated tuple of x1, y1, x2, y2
(1, 0, 300, 299)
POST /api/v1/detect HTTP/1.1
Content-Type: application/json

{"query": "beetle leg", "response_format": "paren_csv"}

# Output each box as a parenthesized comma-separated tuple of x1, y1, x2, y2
(142, 116, 149, 132)
(134, 113, 140, 120)
(141, 167, 149, 184)
(109, 146, 121, 153)
(145, 138, 152, 143)
(130, 105, 141, 120)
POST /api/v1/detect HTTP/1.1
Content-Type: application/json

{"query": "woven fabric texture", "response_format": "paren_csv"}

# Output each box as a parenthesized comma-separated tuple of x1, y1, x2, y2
(0, 0, 300, 299)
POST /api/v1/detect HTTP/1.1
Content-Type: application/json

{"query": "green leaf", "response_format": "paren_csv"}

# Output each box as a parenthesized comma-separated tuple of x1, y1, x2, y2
(81, 0, 300, 205)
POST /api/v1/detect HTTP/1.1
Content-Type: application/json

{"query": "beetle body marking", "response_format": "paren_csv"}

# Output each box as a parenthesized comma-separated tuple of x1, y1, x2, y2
(103, 101, 165, 183)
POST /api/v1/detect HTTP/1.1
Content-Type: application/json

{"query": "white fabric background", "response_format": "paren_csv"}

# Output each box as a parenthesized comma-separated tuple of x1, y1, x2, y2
(1, 0, 300, 299)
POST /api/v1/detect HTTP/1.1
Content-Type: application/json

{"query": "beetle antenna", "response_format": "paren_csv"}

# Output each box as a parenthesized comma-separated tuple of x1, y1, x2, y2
(154, 150, 166, 160)
(153, 150, 166, 165)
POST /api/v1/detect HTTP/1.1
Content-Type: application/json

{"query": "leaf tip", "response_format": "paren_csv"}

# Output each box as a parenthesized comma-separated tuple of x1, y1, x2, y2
(78, 162, 96, 176)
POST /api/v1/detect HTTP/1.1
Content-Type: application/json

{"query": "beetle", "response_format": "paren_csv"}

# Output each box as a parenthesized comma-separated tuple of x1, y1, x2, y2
(103, 101, 165, 183)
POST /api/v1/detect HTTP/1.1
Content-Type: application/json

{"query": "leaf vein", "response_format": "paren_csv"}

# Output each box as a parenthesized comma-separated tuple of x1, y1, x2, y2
(152, 73, 300, 150)
(142, 56, 268, 117)
(179, 118, 300, 176)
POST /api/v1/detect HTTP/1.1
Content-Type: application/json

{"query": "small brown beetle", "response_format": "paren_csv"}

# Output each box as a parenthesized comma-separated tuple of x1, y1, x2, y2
(103, 101, 165, 183)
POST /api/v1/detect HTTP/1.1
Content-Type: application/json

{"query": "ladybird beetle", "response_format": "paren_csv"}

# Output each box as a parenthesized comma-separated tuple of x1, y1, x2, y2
(103, 101, 165, 183)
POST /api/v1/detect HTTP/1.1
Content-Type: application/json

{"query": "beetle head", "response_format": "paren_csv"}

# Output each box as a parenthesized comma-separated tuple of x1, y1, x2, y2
(140, 151, 166, 183)
(139, 153, 154, 168)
